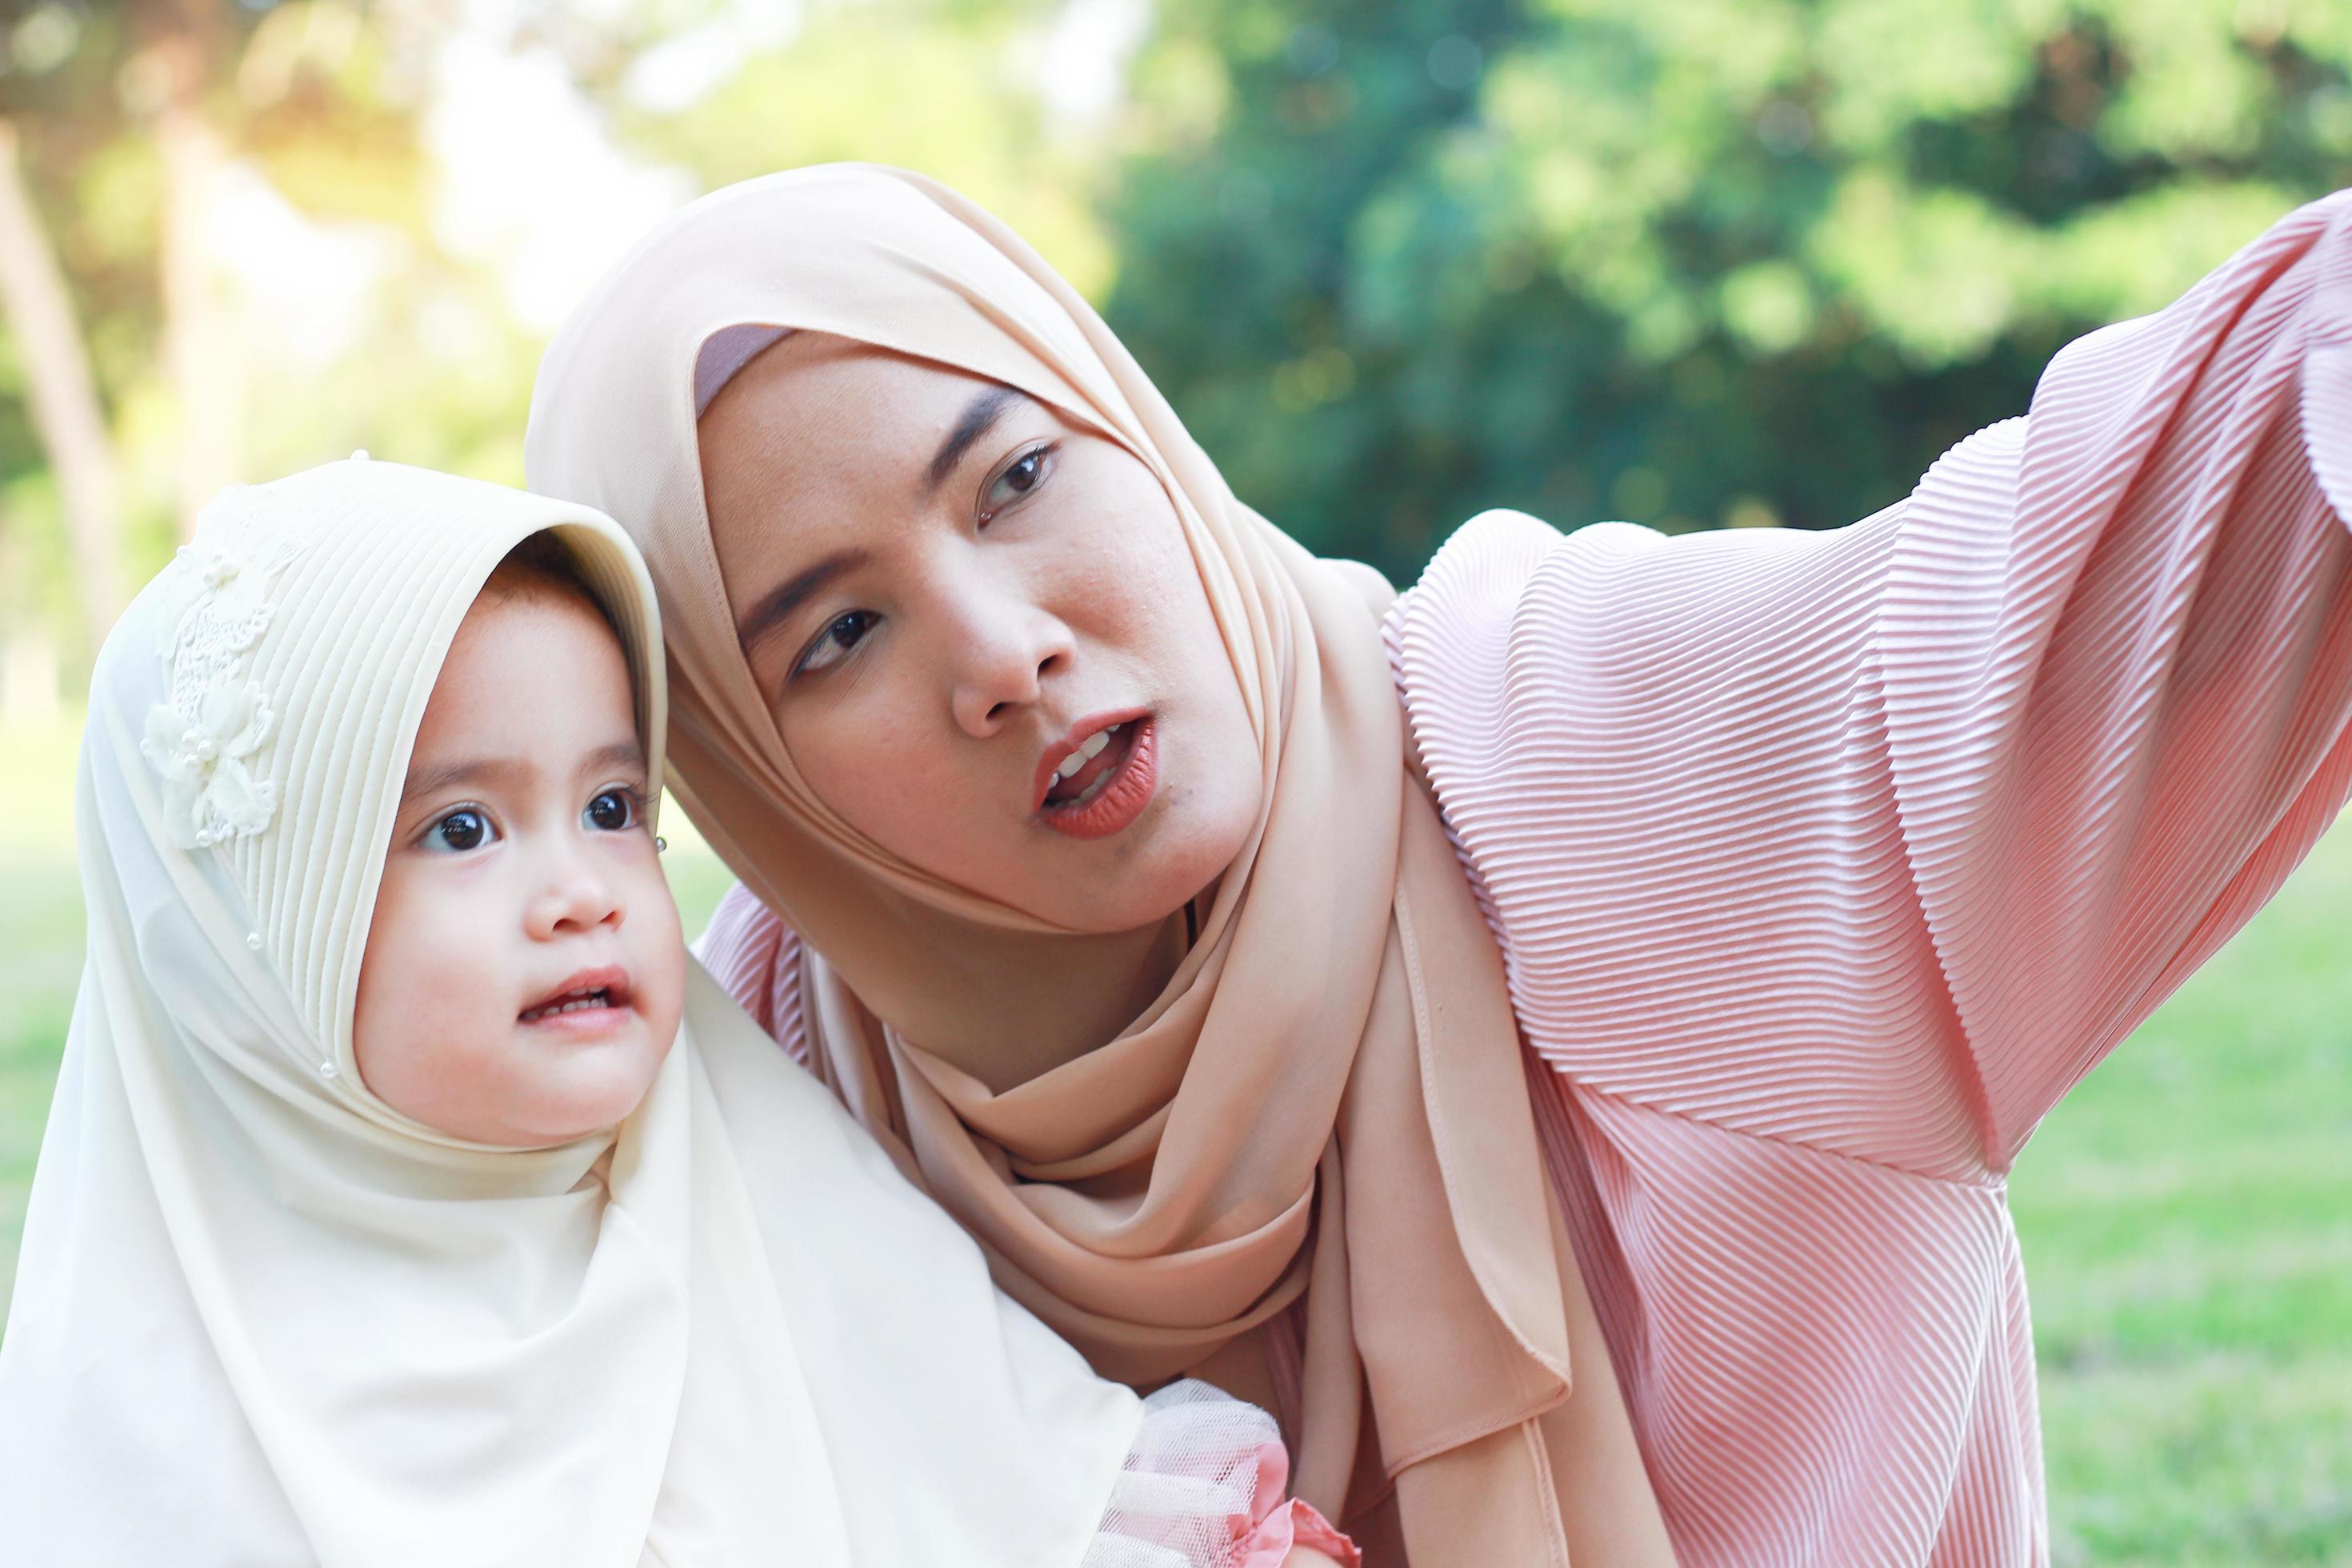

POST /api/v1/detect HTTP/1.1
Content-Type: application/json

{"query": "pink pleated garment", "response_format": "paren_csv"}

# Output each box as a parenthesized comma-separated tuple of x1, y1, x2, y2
(702, 190, 2352, 1565)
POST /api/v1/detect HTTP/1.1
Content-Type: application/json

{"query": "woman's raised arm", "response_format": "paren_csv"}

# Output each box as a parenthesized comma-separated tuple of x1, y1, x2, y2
(1390, 189, 2352, 1181)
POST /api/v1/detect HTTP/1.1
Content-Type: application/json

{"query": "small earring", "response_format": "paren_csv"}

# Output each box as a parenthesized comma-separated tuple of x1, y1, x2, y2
(655, 835, 668, 854)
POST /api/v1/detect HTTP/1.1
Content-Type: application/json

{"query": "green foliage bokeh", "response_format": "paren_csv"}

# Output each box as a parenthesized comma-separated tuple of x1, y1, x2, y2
(1103, 0, 2352, 578)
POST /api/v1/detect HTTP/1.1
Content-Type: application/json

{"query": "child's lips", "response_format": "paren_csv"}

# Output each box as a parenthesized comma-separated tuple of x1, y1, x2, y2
(518, 965, 634, 1025)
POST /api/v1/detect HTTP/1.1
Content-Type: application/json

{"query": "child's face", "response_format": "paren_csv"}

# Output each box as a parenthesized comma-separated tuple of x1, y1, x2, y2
(354, 578, 685, 1146)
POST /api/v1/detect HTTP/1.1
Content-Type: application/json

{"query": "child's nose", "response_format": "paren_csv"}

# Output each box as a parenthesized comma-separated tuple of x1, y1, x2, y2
(527, 860, 624, 938)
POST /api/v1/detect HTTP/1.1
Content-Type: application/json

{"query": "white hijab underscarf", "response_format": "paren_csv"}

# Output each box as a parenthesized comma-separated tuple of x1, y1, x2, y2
(0, 458, 1142, 1566)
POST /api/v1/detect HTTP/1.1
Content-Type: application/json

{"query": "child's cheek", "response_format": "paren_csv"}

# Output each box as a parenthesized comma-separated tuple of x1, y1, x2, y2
(354, 858, 513, 1126)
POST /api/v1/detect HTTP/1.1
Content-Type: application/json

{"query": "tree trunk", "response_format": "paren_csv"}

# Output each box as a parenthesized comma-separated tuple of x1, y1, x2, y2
(0, 117, 125, 650)
(140, 0, 238, 540)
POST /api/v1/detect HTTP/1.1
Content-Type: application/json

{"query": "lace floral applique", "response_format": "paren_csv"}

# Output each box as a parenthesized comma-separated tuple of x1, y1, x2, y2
(141, 486, 301, 850)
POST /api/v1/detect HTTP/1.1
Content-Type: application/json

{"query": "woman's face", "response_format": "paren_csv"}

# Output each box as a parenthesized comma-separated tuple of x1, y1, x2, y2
(696, 332, 1262, 934)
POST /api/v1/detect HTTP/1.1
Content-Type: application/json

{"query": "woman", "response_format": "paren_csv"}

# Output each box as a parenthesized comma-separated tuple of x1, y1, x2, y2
(524, 165, 2352, 1565)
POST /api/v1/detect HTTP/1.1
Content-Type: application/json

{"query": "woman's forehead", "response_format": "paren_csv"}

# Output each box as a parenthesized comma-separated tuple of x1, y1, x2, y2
(710, 331, 993, 442)
(696, 330, 1122, 522)
(700, 338, 1000, 528)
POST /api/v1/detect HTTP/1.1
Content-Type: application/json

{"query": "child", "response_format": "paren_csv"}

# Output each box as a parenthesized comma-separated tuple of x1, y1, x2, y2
(0, 458, 1353, 1568)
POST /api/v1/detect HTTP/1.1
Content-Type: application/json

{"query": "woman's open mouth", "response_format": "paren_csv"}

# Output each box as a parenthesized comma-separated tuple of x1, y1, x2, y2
(1034, 713, 1158, 840)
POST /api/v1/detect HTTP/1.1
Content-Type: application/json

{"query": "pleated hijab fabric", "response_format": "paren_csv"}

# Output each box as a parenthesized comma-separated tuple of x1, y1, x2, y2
(525, 165, 1675, 1564)
(0, 458, 1142, 1567)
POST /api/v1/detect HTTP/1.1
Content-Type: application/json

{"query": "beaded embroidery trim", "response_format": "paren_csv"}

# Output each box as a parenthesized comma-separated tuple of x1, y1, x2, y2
(141, 486, 301, 850)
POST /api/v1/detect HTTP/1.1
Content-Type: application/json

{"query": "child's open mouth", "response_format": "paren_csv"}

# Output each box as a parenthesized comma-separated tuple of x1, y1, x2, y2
(518, 966, 634, 1026)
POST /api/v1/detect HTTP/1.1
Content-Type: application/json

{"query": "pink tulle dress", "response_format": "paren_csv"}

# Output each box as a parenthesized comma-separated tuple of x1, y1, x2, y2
(1086, 1382, 1357, 1567)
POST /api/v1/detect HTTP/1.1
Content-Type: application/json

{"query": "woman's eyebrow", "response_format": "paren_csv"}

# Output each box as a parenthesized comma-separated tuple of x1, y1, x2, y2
(925, 385, 1026, 494)
(736, 549, 874, 656)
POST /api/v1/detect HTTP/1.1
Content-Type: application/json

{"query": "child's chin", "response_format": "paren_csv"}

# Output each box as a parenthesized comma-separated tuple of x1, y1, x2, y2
(520, 1066, 662, 1141)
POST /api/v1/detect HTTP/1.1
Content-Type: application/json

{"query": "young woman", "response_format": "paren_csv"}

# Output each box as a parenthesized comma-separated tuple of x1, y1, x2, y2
(523, 165, 2352, 1566)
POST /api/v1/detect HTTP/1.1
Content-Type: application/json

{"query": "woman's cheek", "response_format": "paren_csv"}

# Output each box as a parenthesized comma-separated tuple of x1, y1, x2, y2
(792, 694, 964, 860)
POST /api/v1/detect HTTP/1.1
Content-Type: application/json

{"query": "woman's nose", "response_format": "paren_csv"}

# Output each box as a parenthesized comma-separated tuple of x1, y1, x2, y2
(949, 595, 1075, 738)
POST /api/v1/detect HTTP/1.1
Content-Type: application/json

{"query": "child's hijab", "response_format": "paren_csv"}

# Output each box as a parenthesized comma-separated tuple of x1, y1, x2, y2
(526, 166, 1674, 1562)
(0, 458, 1140, 1566)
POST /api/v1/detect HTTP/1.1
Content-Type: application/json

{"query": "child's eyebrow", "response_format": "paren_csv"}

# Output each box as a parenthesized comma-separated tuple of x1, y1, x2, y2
(399, 739, 647, 806)
(578, 739, 650, 781)
(399, 755, 528, 806)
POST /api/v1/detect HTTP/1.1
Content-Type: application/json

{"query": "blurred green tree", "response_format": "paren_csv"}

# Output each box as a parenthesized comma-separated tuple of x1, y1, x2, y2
(1104, 0, 2352, 579)
(0, 0, 434, 683)
(600, 0, 1121, 295)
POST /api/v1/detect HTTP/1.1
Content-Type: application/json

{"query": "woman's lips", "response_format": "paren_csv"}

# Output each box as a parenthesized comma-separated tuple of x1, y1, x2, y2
(1032, 707, 1152, 811)
(1038, 715, 1157, 840)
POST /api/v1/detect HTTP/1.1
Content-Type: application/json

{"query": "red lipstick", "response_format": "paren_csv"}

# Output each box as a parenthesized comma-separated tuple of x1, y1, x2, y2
(1034, 712, 1158, 840)
(1032, 708, 1149, 812)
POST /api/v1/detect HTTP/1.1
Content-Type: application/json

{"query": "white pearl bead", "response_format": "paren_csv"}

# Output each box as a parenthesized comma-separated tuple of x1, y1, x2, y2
(245, 933, 262, 950)
(319, 1062, 338, 1079)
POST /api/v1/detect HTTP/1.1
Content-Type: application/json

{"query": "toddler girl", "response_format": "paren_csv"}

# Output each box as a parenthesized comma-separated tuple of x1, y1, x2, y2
(0, 457, 1351, 1568)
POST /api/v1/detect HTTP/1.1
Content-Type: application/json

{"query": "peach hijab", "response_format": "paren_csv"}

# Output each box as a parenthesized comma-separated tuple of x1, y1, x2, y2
(526, 165, 1672, 1564)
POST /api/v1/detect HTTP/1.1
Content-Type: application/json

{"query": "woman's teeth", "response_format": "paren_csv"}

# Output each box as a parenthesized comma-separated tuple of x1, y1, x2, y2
(1054, 722, 1122, 782)
(521, 988, 611, 1022)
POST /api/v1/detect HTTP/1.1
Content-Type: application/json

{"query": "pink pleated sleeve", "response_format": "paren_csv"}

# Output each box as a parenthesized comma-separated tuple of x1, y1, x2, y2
(695, 881, 810, 1070)
(1384, 190, 2352, 1563)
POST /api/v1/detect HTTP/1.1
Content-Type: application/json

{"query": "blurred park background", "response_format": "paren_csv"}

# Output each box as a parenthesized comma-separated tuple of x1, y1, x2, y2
(0, 0, 2347, 1560)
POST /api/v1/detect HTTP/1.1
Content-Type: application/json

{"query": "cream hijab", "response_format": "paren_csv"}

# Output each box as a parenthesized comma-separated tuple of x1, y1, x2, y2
(0, 458, 1142, 1566)
(526, 166, 1674, 1565)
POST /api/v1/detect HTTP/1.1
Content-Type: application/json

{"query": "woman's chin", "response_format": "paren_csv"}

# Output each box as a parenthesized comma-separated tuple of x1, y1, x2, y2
(1020, 802, 1254, 935)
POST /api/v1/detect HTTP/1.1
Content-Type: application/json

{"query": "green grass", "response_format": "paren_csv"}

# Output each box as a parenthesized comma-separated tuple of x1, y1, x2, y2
(2012, 802, 2352, 1565)
(2, 713, 2348, 1560)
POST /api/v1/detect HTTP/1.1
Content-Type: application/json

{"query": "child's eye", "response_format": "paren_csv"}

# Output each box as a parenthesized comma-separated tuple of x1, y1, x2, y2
(585, 788, 640, 833)
(424, 806, 498, 854)
(980, 442, 1055, 521)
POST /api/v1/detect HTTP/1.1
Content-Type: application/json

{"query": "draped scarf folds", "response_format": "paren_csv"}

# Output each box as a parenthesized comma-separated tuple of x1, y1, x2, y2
(526, 163, 1674, 1564)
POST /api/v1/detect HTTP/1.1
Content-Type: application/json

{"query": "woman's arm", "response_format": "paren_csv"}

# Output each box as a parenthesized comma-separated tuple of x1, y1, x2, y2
(1878, 190, 2352, 1167)
(1392, 190, 2352, 1181)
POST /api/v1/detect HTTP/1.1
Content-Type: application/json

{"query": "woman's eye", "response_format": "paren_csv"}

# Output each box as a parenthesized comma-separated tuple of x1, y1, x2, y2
(794, 610, 879, 678)
(425, 807, 497, 854)
(585, 789, 639, 833)
(981, 443, 1055, 518)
